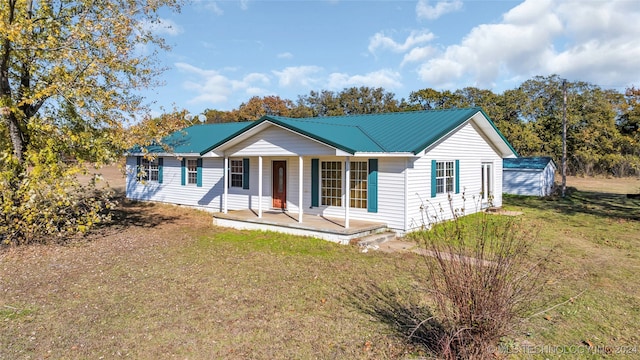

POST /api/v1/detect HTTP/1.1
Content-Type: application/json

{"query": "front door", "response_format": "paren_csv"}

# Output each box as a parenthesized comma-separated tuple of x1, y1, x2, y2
(272, 161, 287, 209)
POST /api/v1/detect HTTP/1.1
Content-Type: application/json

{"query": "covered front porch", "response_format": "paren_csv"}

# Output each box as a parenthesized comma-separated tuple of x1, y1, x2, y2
(213, 209, 388, 245)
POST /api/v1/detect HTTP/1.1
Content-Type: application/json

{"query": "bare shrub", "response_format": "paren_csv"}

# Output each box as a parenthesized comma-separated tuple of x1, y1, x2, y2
(415, 194, 547, 359)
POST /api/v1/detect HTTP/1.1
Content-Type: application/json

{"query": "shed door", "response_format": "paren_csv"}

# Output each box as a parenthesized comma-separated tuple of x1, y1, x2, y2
(272, 161, 287, 209)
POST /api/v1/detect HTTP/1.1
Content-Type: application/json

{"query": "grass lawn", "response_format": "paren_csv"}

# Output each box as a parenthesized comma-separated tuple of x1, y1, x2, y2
(1, 175, 639, 359)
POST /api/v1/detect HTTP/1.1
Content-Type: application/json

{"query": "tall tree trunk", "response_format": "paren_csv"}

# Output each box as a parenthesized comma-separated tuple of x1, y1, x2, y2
(1, 0, 26, 165)
(6, 113, 25, 163)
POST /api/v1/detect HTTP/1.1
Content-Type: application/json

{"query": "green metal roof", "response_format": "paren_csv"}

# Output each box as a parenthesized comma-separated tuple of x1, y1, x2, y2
(132, 107, 516, 157)
(265, 108, 483, 154)
(504, 157, 556, 170)
(202, 107, 512, 155)
(130, 122, 250, 154)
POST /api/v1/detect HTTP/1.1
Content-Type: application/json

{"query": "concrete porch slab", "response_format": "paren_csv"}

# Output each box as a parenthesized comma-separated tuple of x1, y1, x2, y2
(213, 210, 388, 245)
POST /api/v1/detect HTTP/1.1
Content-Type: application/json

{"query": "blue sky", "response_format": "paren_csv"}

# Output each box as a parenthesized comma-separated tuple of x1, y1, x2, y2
(141, 0, 640, 115)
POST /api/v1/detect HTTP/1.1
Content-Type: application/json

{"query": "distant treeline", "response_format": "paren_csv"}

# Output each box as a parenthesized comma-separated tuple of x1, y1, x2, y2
(199, 75, 639, 177)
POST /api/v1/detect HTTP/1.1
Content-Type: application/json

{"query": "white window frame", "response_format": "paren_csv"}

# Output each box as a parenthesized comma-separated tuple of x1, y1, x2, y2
(230, 159, 243, 188)
(141, 158, 158, 182)
(321, 161, 342, 206)
(186, 159, 198, 185)
(436, 161, 455, 194)
(349, 161, 367, 209)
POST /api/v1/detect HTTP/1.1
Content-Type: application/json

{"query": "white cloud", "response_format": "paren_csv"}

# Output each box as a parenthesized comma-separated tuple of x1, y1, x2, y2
(175, 63, 271, 105)
(272, 66, 323, 87)
(414, 0, 640, 89)
(139, 18, 183, 36)
(277, 52, 293, 59)
(416, 0, 463, 20)
(401, 46, 435, 66)
(326, 69, 402, 90)
(368, 30, 435, 54)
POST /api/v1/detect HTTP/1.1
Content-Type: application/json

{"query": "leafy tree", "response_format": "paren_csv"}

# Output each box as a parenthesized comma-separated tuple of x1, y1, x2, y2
(336, 86, 401, 115)
(299, 89, 342, 117)
(619, 87, 640, 148)
(408, 88, 460, 110)
(0, 0, 179, 244)
(203, 108, 235, 123)
(225, 95, 295, 121)
(298, 87, 401, 116)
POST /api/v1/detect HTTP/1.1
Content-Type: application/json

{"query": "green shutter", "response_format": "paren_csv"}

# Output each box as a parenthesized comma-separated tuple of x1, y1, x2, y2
(431, 160, 437, 198)
(181, 158, 186, 186)
(196, 158, 203, 187)
(242, 158, 250, 189)
(455, 160, 460, 194)
(158, 157, 163, 184)
(136, 156, 141, 181)
(367, 159, 378, 213)
(311, 159, 319, 207)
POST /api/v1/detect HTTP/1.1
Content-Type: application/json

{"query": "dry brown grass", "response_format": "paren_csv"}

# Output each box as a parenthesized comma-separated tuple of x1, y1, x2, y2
(0, 199, 422, 359)
(565, 175, 640, 194)
(1, 165, 639, 359)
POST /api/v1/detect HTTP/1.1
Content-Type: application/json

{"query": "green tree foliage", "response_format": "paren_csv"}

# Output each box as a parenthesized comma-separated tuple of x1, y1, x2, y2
(298, 87, 402, 116)
(200, 78, 639, 176)
(405, 76, 639, 176)
(1, 0, 179, 244)
(230, 95, 296, 121)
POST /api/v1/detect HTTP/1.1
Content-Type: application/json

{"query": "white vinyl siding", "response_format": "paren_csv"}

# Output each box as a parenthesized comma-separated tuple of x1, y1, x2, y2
(226, 125, 336, 157)
(126, 157, 224, 211)
(503, 162, 555, 196)
(407, 121, 504, 231)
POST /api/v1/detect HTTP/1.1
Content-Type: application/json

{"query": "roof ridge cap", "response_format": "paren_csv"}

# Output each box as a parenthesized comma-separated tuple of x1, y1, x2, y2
(354, 125, 388, 152)
(279, 117, 361, 128)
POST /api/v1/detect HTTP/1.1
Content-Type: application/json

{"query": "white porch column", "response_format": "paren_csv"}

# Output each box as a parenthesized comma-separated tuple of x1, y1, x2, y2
(344, 157, 350, 229)
(298, 156, 304, 223)
(223, 156, 228, 213)
(258, 156, 263, 218)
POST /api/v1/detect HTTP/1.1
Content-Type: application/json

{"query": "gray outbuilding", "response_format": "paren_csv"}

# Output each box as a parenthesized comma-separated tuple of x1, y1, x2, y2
(503, 157, 557, 196)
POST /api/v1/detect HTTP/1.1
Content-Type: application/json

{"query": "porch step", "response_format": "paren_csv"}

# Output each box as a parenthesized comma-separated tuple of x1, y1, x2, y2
(353, 231, 397, 250)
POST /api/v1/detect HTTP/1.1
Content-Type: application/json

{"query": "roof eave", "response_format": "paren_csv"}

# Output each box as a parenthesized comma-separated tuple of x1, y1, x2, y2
(199, 120, 264, 156)
(476, 108, 519, 157)
(353, 152, 416, 157)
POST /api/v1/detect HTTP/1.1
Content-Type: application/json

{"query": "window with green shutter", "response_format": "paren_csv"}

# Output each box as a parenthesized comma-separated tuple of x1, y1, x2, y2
(432, 160, 458, 196)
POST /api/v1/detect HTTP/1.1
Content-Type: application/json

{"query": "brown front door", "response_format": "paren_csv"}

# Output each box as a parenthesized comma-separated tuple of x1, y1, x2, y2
(272, 161, 286, 209)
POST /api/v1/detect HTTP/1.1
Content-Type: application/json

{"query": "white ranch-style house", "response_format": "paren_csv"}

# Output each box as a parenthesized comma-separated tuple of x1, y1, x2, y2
(126, 108, 518, 243)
